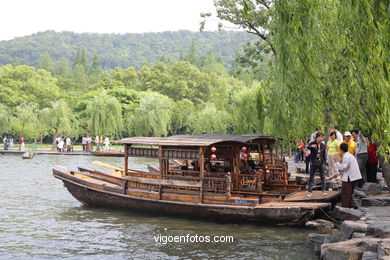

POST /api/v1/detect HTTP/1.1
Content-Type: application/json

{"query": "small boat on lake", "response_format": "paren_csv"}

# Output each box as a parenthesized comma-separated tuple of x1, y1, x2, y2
(53, 134, 339, 225)
(90, 150, 124, 157)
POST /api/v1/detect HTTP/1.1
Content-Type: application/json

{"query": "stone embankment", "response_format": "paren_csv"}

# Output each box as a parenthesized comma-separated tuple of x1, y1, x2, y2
(305, 183, 390, 259)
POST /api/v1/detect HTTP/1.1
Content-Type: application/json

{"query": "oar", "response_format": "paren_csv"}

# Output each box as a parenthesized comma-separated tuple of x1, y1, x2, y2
(92, 161, 124, 176)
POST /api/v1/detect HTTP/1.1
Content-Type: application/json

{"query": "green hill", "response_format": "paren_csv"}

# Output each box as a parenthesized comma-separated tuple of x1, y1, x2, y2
(0, 30, 256, 70)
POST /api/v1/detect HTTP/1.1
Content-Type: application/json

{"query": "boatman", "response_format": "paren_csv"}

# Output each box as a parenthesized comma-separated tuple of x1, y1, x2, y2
(334, 143, 362, 208)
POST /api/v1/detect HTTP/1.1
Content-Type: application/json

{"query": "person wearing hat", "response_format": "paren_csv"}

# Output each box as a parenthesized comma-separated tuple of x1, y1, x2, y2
(342, 131, 356, 156)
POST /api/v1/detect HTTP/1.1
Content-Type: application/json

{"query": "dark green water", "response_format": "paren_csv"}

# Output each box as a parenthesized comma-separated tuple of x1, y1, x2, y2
(0, 154, 316, 259)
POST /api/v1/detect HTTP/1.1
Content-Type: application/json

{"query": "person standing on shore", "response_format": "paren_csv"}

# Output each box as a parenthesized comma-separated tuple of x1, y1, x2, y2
(86, 135, 92, 152)
(95, 136, 99, 151)
(298, 139, 305, 163)
(334, 143, 362, 208)
(352, 130, 368, 187)
(307, 132, 327, 197)
(305, 139, 311, 174)
(99, 135, 103, 150)
(19, 136, 25, 151)
(366, 136, 378, 183)
(58, 138, 64, 152)
(9, 136, 14, 150)
(82, 135, 87, 151)
(4, 136, 9, 150)
(342, 132, 356, 156)
(309, 128, 320, 143)
(334, 126, 343, 143)
(65, 137, 72, 152)
(104, 136, 110, 151)
(2, 136, 6, 150)
(326, 131, 340, 178)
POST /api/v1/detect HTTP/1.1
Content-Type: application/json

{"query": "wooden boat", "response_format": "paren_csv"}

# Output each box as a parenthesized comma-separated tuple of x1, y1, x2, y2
(53, 134, 338, 225)
(22, 150, 34, 159)
(90, 150, 124, 157)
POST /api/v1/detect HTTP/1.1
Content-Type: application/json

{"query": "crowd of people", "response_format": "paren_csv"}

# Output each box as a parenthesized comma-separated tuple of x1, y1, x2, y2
(294, 126, 383, 209)
(2, 135, 111, 153)
(80, 135, 111, 152)
(55, 135, 111, 152)
(2, 136, 24, 151)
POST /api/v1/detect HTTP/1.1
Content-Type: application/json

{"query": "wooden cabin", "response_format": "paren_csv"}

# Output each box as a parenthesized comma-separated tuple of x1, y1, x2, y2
(119, 134, 304, 202)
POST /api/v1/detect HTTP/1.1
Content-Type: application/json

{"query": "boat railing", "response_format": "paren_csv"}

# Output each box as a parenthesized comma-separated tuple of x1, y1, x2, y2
(123, 174, 228, 195)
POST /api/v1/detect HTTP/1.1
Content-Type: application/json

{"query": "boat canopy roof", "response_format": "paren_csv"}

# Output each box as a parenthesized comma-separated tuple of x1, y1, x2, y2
(117, 134, 279, 147)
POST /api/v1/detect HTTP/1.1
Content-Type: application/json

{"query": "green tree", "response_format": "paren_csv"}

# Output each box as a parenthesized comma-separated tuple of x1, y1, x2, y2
(40, 100, 79, 149)
(0, 103, 11, 136)
(230, 82, 266, 134)
(199, 50, 228, 77)
(129, 92, 174, 137)
(170, 99, 196, 135)
(0, 65, 60, 109)
(85, 92, 123, 138)
(270, 0, 389, 151)
(10, 102, 43, 142)
(54, 58, 71, 77)
(38, 52, 54, 73)
(73, 48, 88, 70)
(89, 55, 102, 75)
(72, 64, 88, 91)
(192, 104, 230, 134)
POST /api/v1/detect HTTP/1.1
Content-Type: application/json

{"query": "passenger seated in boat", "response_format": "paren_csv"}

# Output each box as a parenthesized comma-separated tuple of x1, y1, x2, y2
(204, 160, 218, 172)
(191, 161, 199, 171)
(224, 168, 232, 173)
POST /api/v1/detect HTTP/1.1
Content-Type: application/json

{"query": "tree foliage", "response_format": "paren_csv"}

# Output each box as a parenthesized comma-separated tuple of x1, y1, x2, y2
(85, 92, 124, 138)
(129, 92, 174, 137)
(0, 30, 256, 71)
(40, 100, 79, 138)
(10, 102, 44, 141)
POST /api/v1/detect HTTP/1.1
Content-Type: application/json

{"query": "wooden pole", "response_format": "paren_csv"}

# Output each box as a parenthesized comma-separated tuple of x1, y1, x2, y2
(261, 144, 266, 182)
(123, 144, 128, 177)
(234, 146, 240, 191)
(199, 147, 204, 203)
(158, 146, 163, 199)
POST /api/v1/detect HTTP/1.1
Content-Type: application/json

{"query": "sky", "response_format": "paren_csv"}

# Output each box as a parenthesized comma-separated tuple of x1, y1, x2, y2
(0, 0, 221, 41)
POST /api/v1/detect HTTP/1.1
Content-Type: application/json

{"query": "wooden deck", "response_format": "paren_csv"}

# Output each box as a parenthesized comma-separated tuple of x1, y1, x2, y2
(283, 190, 340, 203)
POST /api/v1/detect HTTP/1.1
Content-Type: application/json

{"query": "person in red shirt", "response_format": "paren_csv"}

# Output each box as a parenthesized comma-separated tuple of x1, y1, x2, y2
(298, 139, 305, 163)
(19, 136, 25, 151)
(366, 135, 378, 183)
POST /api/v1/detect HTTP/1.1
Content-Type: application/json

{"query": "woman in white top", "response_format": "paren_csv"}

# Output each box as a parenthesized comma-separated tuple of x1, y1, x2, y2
(58, 139, 64, 152)
(334, 143, 362, 208)
(104, 137, 110, 151)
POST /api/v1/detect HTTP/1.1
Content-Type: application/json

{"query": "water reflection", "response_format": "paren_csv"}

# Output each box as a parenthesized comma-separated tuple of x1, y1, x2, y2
(0, 154, 315, 259)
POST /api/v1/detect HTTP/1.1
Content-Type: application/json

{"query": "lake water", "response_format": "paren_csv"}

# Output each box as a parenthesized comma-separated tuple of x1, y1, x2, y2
(0, 154, 316, 259)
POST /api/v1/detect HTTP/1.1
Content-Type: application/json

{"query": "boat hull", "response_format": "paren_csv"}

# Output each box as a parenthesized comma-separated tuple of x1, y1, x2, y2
(54, 170, 330, 225)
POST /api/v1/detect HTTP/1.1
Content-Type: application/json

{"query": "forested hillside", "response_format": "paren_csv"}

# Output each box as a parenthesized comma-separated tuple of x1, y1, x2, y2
(0, 30, 256, 70)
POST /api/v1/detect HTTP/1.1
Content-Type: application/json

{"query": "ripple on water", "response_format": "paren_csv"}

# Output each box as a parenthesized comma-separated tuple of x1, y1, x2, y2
(0, 154, 315, 259)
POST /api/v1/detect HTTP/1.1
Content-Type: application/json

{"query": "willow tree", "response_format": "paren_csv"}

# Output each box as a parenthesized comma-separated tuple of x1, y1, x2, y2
(0, 103, 11, 137)
(40, 100, 79, 149)
(10, 102, 44, 142)
(230, 81, 267, 134)
(85, 92, 123, 139)
(192, 104, 231, 134)
(170, 99, 196, 135)
(129, 92, 174, 137)
(271, 0, 389, 153)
